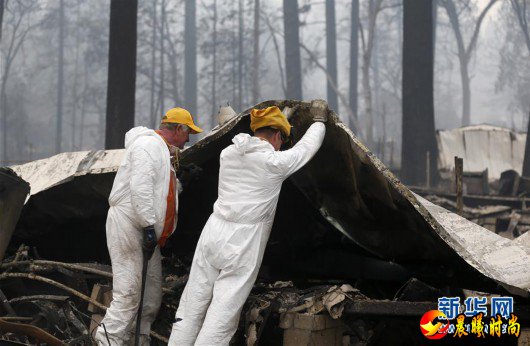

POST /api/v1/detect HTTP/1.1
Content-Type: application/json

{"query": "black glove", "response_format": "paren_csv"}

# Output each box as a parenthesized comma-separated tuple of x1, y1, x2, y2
(142, 225, 157, 260)
(177, 163, 203, 189)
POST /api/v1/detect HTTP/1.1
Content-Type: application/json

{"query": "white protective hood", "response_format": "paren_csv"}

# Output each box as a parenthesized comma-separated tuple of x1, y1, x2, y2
(232, 133, 273, 154)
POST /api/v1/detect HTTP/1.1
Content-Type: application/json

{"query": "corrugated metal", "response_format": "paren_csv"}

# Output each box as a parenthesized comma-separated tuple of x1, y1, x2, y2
(436, 125, 526, 180)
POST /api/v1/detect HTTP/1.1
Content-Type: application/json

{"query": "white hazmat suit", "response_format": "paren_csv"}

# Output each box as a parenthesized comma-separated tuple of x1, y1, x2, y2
(95, 127, 178, 345)
(168, 122, 326, 345)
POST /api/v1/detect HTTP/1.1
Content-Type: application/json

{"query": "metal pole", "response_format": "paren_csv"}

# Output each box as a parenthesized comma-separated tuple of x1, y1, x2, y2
(455, 156, 464, 215)
(426, 151, 431, 188)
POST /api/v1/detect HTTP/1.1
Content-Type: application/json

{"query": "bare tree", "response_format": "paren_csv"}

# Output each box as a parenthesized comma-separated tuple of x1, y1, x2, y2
(1, 0, 39, 163)
(299, 42, 358, 131)
(0, 0, 5, 43)
(105, 0, 138, 149)
(283, 0, 302, 100)
(251, 0, 260, 104)
(511, 0, 530, 53)
(159, 0, 166, 114)
(510, 1, 530, 176)
(349, 0, 359, 131)
(326, 0, 338, 112)
(56, 0, 64, 153)
(401, 0, 437, 185)
(237, 0, 243, 110)
(359, 0, 383, 148)
(439, 0, 498, 126)
(184, 0, 197, 116)
(149, 0, 157, 127)
(70, 0, 82, 151)
(211, 0, 217, 123)
(262, 9, 286, 96)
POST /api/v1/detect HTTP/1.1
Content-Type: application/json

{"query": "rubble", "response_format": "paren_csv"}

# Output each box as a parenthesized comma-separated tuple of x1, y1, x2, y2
(1, 99, 530, 344)
(0, 247, 109, 344)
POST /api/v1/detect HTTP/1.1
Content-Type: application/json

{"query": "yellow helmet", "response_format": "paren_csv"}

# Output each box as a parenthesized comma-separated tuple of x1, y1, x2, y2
(161, 107, 203, 134)
(250, 106, 292, 137)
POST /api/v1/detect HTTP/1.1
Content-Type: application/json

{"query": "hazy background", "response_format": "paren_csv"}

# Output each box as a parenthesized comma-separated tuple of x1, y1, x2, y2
(1, 0, 528, 168)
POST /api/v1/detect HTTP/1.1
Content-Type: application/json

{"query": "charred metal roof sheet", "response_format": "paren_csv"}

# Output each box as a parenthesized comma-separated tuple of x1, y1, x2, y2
(9, 99, 530, 297)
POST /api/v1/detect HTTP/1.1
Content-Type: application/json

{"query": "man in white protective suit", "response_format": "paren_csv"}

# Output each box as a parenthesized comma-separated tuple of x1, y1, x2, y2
(168, 101, 328, 345)
(94, 108, 202, 345)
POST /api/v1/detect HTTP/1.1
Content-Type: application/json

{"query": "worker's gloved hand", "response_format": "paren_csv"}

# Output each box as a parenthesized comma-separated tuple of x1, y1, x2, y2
(142, 225, 157, 260)
(310, 99, 328, 123)
(312, 111, 328, 123)
(177, 163, 203, 189)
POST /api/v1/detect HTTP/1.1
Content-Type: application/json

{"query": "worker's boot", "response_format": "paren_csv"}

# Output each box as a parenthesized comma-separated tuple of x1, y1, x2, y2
(94, 327, 122, 345)
(139, 334, 151, 346)
(125, 331, 150, 346)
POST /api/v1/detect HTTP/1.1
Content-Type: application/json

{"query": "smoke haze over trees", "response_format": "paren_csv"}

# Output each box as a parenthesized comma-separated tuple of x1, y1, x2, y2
(0, 0, 529, 177)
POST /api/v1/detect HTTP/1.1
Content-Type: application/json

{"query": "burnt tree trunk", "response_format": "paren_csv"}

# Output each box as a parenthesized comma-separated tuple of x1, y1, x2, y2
(362, 0, 381, 148)
(433, 0, 437, 66)
(149, 0, 158, 127)
(401, 0, 437, 185)
(349, 0, 359, 131)
(510, 0, 530, 53)
(105, 0, 138, 149)
(237, 0, 244, 110)
(0, 0, 5, 43)
(283, 0, 302, 100)
(71, 3, 81, 150)
(184, 0, 197, 116)
(211, 0, 218, 126)
(56, 0, 65, 153)
(251, 0, 260, 104)
(160, 0, 166, 114)
(326, 0, 338, 112)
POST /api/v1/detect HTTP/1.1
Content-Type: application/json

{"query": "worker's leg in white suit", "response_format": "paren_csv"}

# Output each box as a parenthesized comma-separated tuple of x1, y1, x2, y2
(95, 208, 162, 345)
(141, 248, 163, 335)
(194, 219, 269, 345)
(194, 265, 258, 345)
(125, 248, 162, 345)
(167, 240, 219, 345)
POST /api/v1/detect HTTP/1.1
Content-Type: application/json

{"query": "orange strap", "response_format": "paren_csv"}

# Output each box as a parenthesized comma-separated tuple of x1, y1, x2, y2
(158, 169, 177, 247)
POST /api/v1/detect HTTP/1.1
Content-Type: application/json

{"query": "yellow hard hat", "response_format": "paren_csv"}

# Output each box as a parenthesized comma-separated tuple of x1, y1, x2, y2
(250, 106, 292, 137)
(161, 107, 203, 134)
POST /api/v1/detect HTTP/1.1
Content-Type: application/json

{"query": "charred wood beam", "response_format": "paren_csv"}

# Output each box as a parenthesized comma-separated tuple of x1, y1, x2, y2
(0, 272, 107, 311)
(9, 295, 69, 304)
(0, 260, 113, 279)
(412, 188, 527, 209)
(343, 300, 437, 317)
(0, 317, 65, 345)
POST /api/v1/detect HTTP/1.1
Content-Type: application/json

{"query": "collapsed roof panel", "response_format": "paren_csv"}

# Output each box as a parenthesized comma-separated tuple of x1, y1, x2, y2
(7, 100, 530, 297)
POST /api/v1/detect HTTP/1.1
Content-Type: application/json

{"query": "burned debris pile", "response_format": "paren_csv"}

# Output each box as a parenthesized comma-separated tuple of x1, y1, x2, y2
(415, 126, 530, 243)
(0, 245, 112, 344)
(0, 247, 444, 345)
